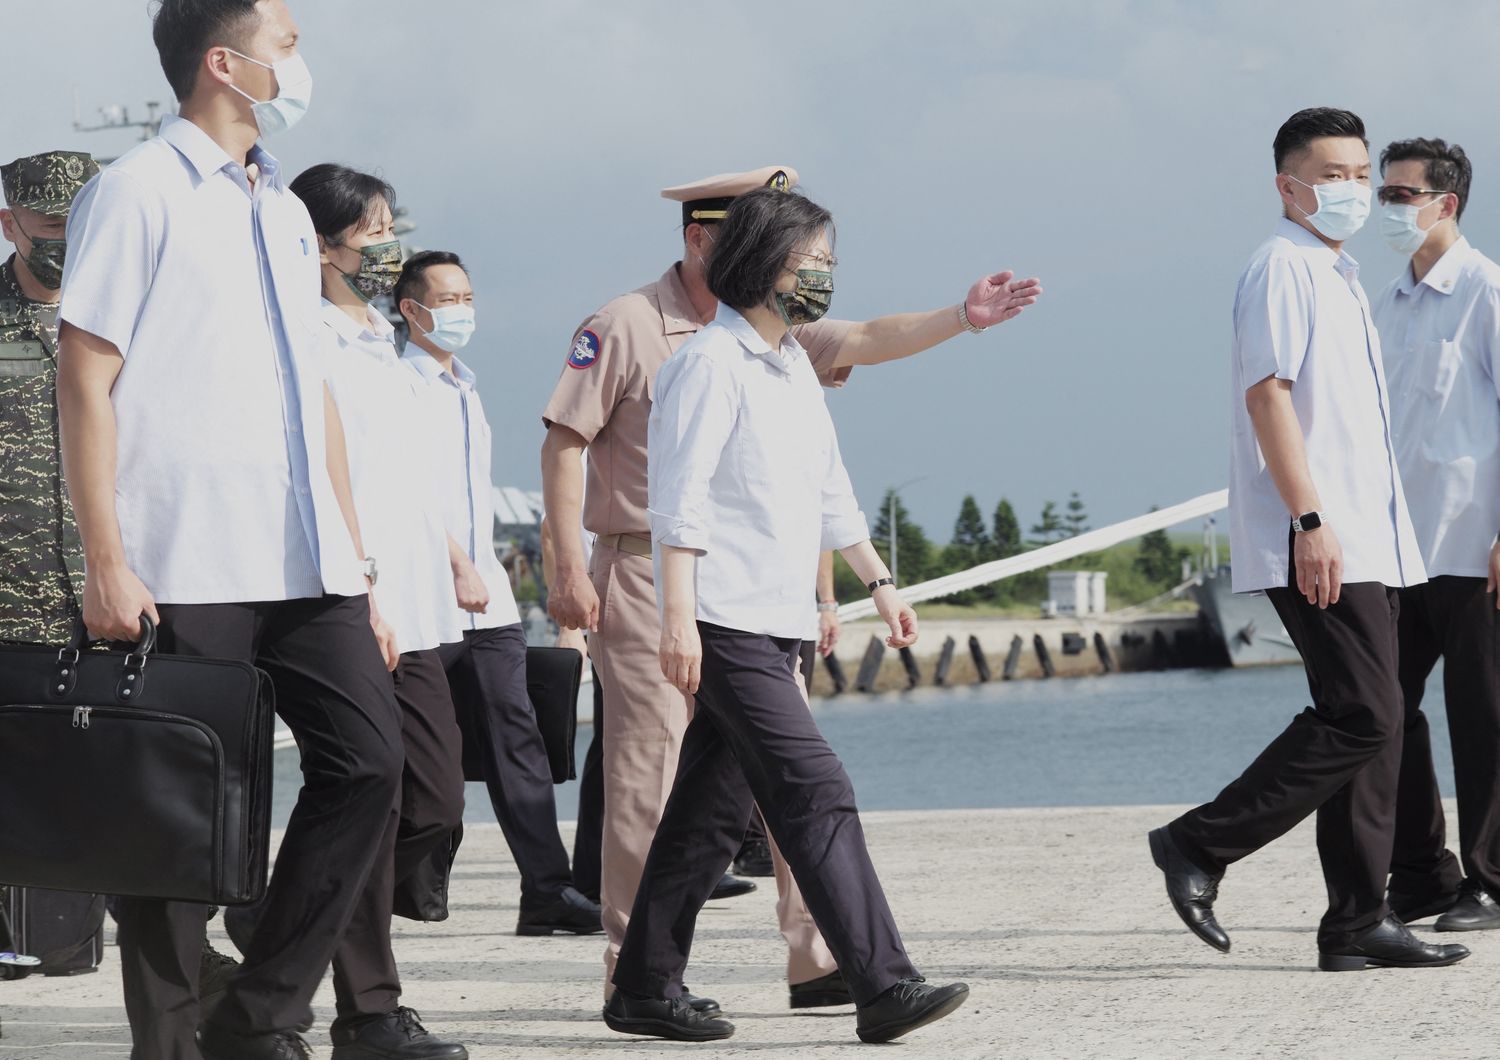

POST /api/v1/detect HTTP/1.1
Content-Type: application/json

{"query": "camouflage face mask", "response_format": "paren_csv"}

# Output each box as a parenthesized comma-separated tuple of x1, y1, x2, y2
(774, 269, 834, 327)
(14, 219, 66, 290)
(335, 239, 403, 303)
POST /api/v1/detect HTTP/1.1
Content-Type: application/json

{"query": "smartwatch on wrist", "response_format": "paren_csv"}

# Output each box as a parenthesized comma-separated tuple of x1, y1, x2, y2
(1291, 511, 1325, 534)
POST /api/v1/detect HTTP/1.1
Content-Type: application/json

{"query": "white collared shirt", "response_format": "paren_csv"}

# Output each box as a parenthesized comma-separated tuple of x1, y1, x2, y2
(321, 302, 460, 653)
(1373, 238, 1500, 579)
(403, 349, 521, 632)
(59, 115, 364, 603)
(1228, 219, 1425, 594)
(647, 304, 869, 638)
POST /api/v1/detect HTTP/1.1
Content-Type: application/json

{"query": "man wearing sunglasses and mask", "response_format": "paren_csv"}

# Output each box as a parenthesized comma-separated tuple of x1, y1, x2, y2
(1371, 138, 1500, 934)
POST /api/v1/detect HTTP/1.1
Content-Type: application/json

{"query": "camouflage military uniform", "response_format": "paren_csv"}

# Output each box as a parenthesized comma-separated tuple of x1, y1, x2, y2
(0, 151, 99, 644)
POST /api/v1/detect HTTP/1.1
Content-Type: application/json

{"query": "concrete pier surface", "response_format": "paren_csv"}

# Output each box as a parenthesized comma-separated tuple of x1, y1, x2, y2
(2, 803, 1492, 1059)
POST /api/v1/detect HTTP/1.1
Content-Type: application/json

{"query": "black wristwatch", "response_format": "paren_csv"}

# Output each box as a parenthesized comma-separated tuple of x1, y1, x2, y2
(1291, 511, 1325, 533)
(867, 577, 895, 594)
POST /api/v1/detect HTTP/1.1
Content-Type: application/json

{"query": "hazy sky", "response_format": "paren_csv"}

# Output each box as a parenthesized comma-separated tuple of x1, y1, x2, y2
(8, 0, 1499, 542)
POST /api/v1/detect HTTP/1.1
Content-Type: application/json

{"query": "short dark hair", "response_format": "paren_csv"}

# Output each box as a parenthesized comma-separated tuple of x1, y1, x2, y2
(151, 0, 262, 102)
(394, 250, 468, 317)
(1381, 137, 1472, 220)
(289, 163, 395, 240)
(705, 188, 834, 312)
(1273, 107, 1368, 172)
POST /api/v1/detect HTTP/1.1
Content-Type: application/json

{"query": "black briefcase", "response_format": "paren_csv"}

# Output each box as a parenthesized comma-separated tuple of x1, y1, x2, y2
(527, 646, 581, 784)
(453, 645, 581, 785)
(0, 617, 275, 906)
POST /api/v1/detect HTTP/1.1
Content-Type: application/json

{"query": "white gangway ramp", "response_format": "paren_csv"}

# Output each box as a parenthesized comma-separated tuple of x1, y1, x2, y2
(837, 489, 1230, 623)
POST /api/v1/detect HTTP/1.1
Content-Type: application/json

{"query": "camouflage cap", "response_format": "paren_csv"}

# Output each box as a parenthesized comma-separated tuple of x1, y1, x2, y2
(2, 151, 101, 216)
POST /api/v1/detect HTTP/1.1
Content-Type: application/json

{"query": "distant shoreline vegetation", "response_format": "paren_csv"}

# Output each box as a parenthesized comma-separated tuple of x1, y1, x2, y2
(842, 490, 1232, 613)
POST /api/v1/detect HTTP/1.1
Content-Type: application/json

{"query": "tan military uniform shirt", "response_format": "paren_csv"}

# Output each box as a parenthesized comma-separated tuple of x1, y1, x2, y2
(0, 255, 84, 643)
(542, 262, 853, 538)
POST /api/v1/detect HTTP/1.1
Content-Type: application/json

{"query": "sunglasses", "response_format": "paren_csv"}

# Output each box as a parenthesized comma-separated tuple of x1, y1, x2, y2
(1377, 185, 1451, 206)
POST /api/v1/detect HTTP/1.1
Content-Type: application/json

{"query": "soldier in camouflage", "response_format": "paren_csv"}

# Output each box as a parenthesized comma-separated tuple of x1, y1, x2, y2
(0, 150, 101, 644)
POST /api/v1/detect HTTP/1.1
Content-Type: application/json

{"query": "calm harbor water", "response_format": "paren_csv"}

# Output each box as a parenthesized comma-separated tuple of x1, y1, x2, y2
(272, 663, 1457, 829)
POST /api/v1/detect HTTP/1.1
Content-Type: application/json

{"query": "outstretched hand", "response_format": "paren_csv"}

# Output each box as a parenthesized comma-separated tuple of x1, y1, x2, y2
(964, 270, 1043, 329)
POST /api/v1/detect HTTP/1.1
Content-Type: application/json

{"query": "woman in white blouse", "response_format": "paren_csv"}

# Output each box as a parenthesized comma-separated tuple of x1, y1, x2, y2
(604, 187, 968, 1045)
(272, 164, 468, 1059)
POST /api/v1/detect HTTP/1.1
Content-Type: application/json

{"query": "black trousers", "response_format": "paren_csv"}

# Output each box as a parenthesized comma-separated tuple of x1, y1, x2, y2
(1169, 580, 1402, 948)
(613, 623, 916, 1007)
(1390, 576, 1500, 901)
(571, 665, 605, 902)
(438, 623, 572, 902)
(118, 596, 403, 1060)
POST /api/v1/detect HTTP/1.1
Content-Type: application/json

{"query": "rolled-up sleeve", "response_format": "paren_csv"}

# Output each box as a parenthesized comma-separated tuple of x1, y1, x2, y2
(646, 350, 737, 554)
(1233, 253, 1313, 390)
(60, 169, 162, 357)
(819, 428, 869, 551)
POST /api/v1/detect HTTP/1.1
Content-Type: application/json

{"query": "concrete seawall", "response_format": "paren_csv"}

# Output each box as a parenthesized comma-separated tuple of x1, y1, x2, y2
(2, 803, 1490, 1059)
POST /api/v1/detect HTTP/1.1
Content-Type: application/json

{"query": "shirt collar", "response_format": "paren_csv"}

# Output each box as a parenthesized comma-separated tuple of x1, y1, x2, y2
(656, 263, 701, 336)
(158, 114, 282, 189)
(321, 298, 394, 344)
(1275, 216, 1359, 281)
(1405, 236, 1472, 297)
(713, 303, 805, 375)
(402, 346, 476, 388)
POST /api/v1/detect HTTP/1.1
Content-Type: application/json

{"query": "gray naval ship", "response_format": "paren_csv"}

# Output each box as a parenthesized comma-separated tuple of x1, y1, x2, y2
(1191, 565, 1300, 668)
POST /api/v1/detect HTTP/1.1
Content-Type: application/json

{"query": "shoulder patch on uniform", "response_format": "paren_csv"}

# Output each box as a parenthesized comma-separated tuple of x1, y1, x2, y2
(568, 329, 601, 370)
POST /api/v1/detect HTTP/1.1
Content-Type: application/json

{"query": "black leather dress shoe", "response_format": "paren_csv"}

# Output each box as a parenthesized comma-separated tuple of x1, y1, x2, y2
(330, 1007, 469, 1059)
(679, 985, 721, 1015)
(199, 939, 240, 1023)
(1319, 914, 1471, 971)
(710, 873, 757, 900)
(789, 969, 852, 1009)
(1148, 827, 1230, 953)
(199, 1023, 311, 1060)
(1435, 881, 1500, 932)
(733, 838, 775, 877)
(603, 990, 735, 1041)
(516, 885, 603, 936)
(1388, 886, 1460, 923)
(856, 978, 969, 1044)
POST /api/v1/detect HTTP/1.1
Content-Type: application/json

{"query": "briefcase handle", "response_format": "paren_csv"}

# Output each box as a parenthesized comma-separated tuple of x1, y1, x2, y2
(52, 614, 158, 701)
(60, 613, 157, 658)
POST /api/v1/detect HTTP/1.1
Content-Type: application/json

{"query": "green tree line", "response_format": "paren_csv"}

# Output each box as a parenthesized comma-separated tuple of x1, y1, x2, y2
(834, 491, 1191, 610)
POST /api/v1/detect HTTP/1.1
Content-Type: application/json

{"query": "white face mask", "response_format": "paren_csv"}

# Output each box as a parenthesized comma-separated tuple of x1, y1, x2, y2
(1287, 174, 1372, 241)
(1380, 196, 1448, 256)
(225, 49, 313, 138)
(417, 303, 476, 352)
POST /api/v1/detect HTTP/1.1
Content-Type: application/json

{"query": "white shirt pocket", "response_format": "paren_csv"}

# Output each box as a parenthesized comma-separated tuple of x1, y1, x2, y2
(1425, 339, 1462, 400)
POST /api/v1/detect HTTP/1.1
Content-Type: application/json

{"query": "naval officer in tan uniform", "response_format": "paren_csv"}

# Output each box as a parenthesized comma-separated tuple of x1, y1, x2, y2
(540, 165, 1041, 1007)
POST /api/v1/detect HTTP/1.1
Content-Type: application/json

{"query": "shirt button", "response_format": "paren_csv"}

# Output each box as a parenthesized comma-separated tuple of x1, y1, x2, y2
(297, 487, 310, 496)
(288, 424, 300, 434)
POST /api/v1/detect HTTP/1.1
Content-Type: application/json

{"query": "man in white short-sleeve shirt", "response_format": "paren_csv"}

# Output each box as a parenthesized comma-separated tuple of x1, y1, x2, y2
(1371, 136, 1500, 932)
(1149, 108, 1467, 975)
(55, 2, 413, 1057)
(394, 250, 602, 939)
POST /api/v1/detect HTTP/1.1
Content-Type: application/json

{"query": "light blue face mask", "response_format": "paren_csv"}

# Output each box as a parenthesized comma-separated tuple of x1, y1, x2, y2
(225, 49, 313, 138)
(1380, 197, 1447, 256)
(417, 303, 476, 352)
(1287, 174, 1371, 241)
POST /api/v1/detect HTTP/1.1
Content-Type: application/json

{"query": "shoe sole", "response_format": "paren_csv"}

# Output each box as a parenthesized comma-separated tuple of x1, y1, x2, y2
(1148, 829, 1231, 954)
(1433, 917, 1500, 932)
(1318, 950, 1472, 971)
(790, 991, 854, 1009)
(516, 924, 603, 936)
(857, 987, 969, 1044)
(603, 1013, 734, 1042)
